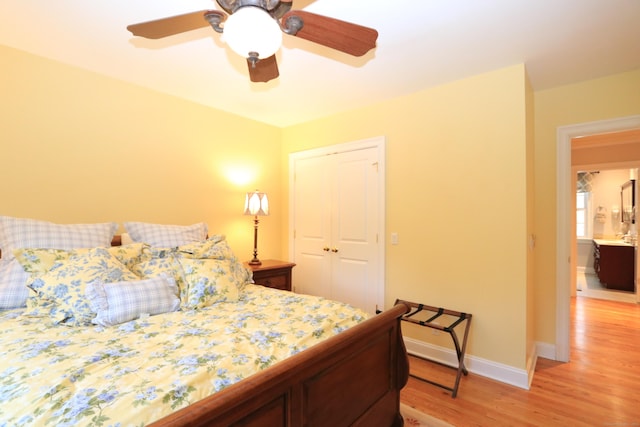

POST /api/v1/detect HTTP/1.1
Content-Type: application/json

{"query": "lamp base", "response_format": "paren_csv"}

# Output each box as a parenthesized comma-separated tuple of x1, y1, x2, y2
(248, 259, 262, 266)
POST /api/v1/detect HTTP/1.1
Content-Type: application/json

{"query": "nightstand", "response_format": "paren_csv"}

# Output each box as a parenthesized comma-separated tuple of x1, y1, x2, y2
(246, 259, 296, 291)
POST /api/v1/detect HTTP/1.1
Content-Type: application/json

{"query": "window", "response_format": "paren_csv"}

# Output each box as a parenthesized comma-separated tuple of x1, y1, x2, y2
(576, 191, 590, 238)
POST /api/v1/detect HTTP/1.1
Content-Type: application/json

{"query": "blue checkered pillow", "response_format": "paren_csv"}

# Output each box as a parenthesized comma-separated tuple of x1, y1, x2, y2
(0, 216, 118, 309)
(86, 275, 180, 326)
(124, 222, 208, 247)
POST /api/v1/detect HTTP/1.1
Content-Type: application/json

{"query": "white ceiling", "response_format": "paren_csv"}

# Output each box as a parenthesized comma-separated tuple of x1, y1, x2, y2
(1, 0, 639, 127)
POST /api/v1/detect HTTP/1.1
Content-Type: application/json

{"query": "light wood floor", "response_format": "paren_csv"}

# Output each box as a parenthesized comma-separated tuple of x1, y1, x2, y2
(401, 296, 640, 426)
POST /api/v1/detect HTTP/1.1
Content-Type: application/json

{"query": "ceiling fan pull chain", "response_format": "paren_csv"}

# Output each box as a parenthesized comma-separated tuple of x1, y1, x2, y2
(248, 52, 260, 68)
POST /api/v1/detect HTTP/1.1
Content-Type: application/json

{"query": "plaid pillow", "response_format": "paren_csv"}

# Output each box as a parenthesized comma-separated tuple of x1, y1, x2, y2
(86, 275, 180, 327)
(124, 222, 208, 247)
(0, 216, 117, 309)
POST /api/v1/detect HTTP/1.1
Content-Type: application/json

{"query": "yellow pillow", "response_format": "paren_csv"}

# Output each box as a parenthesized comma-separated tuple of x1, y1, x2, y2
(26, 248, 139, 326)
(14, 243, 148, 275)
(176, 235, 230, 259)
(178, 258, 240, 309)
(128, 246, 187, 302)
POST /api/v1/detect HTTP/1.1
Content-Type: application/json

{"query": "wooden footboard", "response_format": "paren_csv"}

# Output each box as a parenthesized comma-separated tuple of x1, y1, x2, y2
(150, 302, 410, 427)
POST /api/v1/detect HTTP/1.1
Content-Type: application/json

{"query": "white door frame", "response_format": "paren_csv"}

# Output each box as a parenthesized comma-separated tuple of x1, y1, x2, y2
(556, 115, 640, 362)
(289, 136, 386, 310)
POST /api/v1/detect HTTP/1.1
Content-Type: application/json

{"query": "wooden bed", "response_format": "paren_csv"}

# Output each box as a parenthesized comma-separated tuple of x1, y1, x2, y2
(1, 231, 410, 426)
(110, 234, 411, 427)
(152, 302, 410, 427)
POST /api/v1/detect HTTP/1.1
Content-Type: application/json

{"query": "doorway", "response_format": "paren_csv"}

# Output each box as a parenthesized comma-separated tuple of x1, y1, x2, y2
(575, 168, 637, 303)
(556, 115, 640, 362)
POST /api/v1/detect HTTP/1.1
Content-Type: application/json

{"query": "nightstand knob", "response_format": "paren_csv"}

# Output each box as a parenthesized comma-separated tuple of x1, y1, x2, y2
(331, 248, 339, 253)
(323, 247, 331, 252)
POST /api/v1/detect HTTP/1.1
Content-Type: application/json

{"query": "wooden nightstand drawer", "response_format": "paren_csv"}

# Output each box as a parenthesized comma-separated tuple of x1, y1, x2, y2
(245, 259, 296, 292)
(256, 273, 288, 290)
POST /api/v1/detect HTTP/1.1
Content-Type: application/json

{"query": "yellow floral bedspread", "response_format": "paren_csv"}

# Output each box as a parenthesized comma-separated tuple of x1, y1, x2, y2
(0, 285, 368, 426)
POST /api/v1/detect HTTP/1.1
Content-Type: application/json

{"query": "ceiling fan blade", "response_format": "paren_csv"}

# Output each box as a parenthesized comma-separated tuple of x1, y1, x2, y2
(282, 10, 378, 57)
(247, 55, 279, 83)
(127, 10, 214, 39)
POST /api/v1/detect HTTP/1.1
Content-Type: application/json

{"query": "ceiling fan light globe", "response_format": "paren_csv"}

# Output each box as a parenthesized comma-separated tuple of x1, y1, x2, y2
(224, 6, 282, 60)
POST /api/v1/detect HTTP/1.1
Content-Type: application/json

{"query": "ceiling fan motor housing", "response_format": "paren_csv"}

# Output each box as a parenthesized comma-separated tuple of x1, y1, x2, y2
(223, 5, 283, 60)
(216, 0, 283, 15)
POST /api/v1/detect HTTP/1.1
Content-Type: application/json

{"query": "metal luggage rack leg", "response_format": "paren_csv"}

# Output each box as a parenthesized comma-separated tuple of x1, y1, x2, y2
(395, 299, 472, 398)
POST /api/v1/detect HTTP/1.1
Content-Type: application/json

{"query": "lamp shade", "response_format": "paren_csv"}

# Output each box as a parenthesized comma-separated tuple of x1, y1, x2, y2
(223, 6, 282, 59)
(244, 191, 269, 216)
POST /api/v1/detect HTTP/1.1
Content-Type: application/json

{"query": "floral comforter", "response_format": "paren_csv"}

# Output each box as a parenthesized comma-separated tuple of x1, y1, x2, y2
(0, 285, 368, 426)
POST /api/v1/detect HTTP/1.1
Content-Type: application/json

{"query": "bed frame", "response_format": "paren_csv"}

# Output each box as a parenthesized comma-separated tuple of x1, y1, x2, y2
(1, 236, 409, 426)
(150, 302, 410, 426)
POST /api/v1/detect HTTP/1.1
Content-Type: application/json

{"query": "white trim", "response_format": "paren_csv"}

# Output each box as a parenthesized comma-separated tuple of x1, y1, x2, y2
(556, 115, 640, 362)
(404, 336, 532, 390)
(526, 342, 539, 389)
(536, 341, 556, 360)
(288, 136, 386, 311)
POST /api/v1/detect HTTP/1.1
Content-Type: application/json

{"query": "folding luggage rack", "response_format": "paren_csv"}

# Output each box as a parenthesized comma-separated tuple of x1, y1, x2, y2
(396, 299, 472, 398)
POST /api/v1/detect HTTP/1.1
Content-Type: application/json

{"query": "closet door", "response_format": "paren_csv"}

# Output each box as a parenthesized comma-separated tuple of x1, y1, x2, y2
(292, 154, 333, 299)
(330, 148, 380, 311)
(291, 139, 384, 314)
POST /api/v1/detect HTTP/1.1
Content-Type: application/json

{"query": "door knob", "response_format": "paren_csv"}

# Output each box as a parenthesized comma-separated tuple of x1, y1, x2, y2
(331, 248, 339, 253)
(323, 247, 330, 252)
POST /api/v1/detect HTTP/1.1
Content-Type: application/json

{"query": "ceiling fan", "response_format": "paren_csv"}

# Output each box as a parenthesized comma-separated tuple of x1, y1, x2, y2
(127, 0, 378, 83)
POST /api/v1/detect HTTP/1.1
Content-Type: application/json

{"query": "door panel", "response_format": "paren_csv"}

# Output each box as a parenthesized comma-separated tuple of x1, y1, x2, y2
(332, 148, 379, 312)
(332, 258, 369, 309)
(293, 155, 331, 298)
(296, 253, 331, 298)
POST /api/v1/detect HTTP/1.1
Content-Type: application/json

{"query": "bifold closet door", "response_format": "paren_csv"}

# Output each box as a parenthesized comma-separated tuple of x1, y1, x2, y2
(292, 146, 380, 313)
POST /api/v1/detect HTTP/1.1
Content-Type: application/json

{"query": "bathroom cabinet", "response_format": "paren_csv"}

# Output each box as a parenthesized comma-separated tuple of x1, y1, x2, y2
(593, 240, 635, 291)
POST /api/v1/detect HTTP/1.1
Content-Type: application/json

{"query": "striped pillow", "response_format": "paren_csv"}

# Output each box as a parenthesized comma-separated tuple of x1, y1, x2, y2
(86, 275, 180, 326)
(124, 222, 208, 247)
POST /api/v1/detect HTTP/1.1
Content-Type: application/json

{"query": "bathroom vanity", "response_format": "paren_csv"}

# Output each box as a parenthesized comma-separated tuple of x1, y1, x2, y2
(593, 239, 635, 292)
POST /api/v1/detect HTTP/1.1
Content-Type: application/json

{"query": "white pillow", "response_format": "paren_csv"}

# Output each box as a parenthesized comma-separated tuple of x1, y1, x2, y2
(86, 275, 180, 326)
(0, 216, 118, 309)
(124, 222, 208, 247)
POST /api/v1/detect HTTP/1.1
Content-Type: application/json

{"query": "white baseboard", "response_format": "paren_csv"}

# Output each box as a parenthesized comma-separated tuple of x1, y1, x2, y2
(403, 336, 533, 390)
(578, 266, 596, 275)
(536, 341, 556, 360)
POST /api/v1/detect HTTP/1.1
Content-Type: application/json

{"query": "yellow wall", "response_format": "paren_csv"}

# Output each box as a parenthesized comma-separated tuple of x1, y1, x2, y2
(0, 45, 283, 261)
(533, 69, 640, 345)
(525, 71, 536, 370)
(283, 64, 531, 369)
(4, 41, 639, 374)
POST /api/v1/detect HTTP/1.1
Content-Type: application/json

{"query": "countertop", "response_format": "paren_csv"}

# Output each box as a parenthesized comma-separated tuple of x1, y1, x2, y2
(593, 238, 635, 247)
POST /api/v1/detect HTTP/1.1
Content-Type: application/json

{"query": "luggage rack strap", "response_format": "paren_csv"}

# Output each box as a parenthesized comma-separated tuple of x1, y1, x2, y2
(395, 298, 472, 398)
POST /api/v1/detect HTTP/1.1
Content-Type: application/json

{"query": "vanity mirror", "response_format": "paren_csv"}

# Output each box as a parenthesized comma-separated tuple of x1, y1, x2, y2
(621, 179, 635, 224)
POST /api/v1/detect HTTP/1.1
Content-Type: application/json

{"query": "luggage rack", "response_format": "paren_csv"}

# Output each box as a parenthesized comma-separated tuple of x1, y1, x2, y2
(396, 299, 472, 398)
